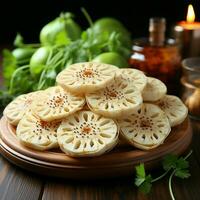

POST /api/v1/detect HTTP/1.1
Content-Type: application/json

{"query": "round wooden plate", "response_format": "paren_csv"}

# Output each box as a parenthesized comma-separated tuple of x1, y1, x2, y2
(0, 116, 192, 179)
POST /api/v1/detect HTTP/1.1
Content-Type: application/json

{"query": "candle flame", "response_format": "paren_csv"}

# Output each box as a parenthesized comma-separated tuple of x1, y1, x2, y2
(187, 4, 195, 23)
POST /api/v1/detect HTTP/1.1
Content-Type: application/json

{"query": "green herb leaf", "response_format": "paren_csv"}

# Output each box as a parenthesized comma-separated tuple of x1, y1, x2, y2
(135, 164, 152, 194)
(14, 33, 24, 47)
(175, 169, 190, 179)
(2, 49, 18, 86)
(55, 31, 71, 45)
(174, 157, 190, 179)
(134, 152, 192, 199)
(176, 157, 189, 169)
(135, 163, 146, 180)
(162, 154, 178, 171)
(0, 90, 15, 109)
(139, 175, 152, 194)
(9, 65, 34, 95)
(163, 154, 190, 177)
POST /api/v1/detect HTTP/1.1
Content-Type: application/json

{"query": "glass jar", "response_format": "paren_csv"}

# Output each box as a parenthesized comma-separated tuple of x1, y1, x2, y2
(181, 57, 200, 120)
(129, 38, 182, 95)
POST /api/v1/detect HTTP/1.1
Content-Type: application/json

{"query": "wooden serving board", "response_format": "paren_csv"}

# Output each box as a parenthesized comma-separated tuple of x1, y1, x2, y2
(0, 116, 192, 179)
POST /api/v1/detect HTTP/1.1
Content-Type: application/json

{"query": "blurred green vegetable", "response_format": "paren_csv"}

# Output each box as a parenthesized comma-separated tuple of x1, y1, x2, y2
(40, 12, 81, 46)
(1, 9, 132, 108)
(30, 46, 51, 76)
(12, 48, 36, 65)
(92, 52, 128, 67)
(93, 17, 132, 48)
(2, 49, 18, 87)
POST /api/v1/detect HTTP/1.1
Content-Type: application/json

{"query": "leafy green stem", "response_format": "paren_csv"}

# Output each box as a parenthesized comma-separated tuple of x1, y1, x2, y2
(81, 7, 93, 27)
(22, 43, 41, 48)
(168, 150, 193, 200)
(9, 65, 30, 94)
(135, 150, 193, 199)
(46, 48, 54, 65)
(184, 150, 193, 160)
(37, 68, 47, 90)
(151, 169, 170, 183)
(169, 170, 176, 200)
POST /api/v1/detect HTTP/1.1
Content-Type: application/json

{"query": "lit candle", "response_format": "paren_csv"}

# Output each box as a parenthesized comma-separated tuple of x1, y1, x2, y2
(178, 4, 200, 30)
(173, 4, 200, 58)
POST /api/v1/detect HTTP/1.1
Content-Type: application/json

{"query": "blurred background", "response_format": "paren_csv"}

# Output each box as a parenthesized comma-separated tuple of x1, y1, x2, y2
(0, 0, 199, 45)
(1, 0, 200, 118)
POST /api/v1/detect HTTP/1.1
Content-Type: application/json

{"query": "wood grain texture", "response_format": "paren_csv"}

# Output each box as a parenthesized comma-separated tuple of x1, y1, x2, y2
(41, 150, 200, 200)
(42, 178, 139, 200)
(0, 116, 192, 179)
(0, 156, 43, 200)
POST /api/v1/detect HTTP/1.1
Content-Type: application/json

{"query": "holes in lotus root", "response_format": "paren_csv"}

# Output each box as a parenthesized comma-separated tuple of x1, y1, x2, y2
(76, 68, 100, 79)
(74, 140, 81, 149)
(103, 88, 124, 100)
(83, 113, 89, 122)
(58, 111, 118, 156)
(158, 100, 168, 109)
(124, 119, 132, 123)
(74, 116, 80, 123)
(65, 136, 74, 143)
(153, 133, 158, 140)
(69, 122, 75, 126)
(35, 87, 86, 122)
(16, 112, 60, 150)
(62, 127, 72, 132)
(157, 124, 165, 128)
(126, 98, 135, 105)
(100, 133, 112, 138)
(82, 126, 92, 134)
(90, 140, 94, 147)
(99, 119, 110, 127)
(139, 117, 153, 131)
(32, 119, 59, 136)
(83, 69, 94, 77)
(98, 138, 104, 145)
(150, 113, 159, 118)
(63, 114, 114, 142)
(134, 133, 138, 138)
(142, 134, 146, 140)
(119, 69, 147, 91)
(72, 120, 99, 140)
(46, 94, 68, 108)
(4, 93, 36, 125)
(118, 103, 171, 148)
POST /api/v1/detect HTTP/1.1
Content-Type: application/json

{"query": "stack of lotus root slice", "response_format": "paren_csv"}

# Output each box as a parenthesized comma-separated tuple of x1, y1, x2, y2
(3, 62, 188, 157)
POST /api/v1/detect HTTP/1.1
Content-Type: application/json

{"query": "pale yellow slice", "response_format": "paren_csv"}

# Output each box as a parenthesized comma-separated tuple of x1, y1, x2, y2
(57, 111, 119, 157)
(32, 86, 85, 122)
(117, 68, 147, 91)
(155, 95, 188, 127)
(16, 112, 60, 151)
(142, 77, 167, 101)
(86, 76, 142, 118)
(56, 62, 118, 94)
(118, 103, 171, 150)
(3, 91, 42, 125)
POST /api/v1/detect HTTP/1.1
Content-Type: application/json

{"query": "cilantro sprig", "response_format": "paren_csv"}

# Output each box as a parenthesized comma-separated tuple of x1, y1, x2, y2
(134, 150, 193, 199)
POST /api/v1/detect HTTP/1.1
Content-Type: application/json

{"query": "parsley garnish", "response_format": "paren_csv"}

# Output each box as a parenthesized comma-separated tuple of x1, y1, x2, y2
(134, 150, 192, 200)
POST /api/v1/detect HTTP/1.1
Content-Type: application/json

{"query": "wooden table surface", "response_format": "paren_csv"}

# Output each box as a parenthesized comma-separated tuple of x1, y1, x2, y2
(0, 118, 199, 200)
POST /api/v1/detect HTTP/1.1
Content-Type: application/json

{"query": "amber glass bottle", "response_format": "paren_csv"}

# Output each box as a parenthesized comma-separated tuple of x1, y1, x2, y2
(129, 18, 181, 94)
